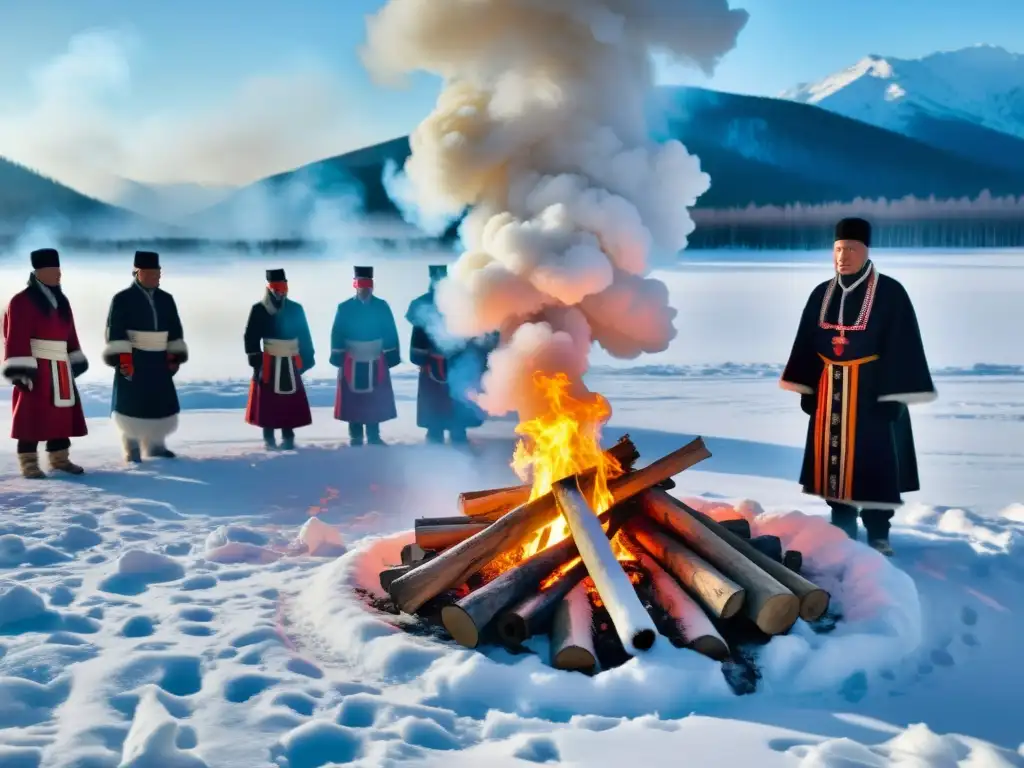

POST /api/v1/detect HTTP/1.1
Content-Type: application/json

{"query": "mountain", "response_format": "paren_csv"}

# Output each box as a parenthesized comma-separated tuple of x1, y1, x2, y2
(0, 157, 139, 235)
(222, 85, 1024, 224)
(782, 46, 1024, 172)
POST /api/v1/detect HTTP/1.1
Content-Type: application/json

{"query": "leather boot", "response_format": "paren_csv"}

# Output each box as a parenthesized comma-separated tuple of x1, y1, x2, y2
(48, 449, 84, 475)
(18, 453, 46, 479)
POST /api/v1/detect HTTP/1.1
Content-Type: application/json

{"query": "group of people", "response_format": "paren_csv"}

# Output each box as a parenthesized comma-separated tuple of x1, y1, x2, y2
(1, 250, 491, 478)
(3, 216, 935, 555)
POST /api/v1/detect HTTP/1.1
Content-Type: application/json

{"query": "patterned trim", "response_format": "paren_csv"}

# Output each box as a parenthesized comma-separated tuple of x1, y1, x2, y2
(811, 354, 879, 501)
(819, 263, 878, 332)
(821, 496, 903, 510)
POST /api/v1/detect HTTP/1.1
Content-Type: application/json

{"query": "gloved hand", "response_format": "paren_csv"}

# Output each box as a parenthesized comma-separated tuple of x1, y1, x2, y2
(800, 393, 816, 415)
(12, 374, 33, 392)
(119, 353, 134, 379)
(167, 353, 180, 374)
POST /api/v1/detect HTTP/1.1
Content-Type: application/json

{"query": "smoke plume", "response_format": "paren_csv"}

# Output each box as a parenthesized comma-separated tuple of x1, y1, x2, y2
(362, 0, 748, 419)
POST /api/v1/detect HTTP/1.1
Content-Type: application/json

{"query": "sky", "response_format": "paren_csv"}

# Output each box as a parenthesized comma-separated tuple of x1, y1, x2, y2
(0, 0, 1021, 200)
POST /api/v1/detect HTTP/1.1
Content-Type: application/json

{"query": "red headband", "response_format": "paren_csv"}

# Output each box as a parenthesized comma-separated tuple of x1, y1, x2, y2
(353, 278, 373, 289)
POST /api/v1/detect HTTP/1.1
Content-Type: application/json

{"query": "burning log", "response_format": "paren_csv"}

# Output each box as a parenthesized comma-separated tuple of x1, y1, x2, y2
(646, 490, 830, 624)
(389, 437, 711, 614)
(457, 435, 641, 519)
(640, 490, 800, 635)
(549, 580, 597, 672)
(380, 565, 412, 592)
(415, 517, 491, 551)
(783, 550, 803, 574)
(720, 518, 751, 539)
(635, 550, 729, 660)
(401, 544, 429, 566)
(496, 559, 588, 647)
(749, 535, 783, 564)
(441, 508, 634, 648)
(623, 517, 744, 620)
(552, 476, 657, 653)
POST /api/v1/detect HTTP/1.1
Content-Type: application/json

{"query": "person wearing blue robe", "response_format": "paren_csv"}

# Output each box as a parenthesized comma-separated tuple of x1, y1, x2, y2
(406, 264, 491, 445)
(102, 251, 188, 463)
(330, 266, 400, 446)
(244, 268, 315, 450)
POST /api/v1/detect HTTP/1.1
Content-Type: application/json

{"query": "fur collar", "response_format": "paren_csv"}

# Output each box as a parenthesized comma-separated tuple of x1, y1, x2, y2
(25, 275, 71, 320)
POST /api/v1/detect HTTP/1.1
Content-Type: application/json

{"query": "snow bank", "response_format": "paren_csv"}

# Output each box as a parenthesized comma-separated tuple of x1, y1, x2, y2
(0, 582, 46, 627)
(292, 498, 924, 719)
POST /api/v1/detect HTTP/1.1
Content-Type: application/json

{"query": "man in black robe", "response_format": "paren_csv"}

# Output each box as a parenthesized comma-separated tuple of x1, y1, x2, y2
(780, 217, 936, 555)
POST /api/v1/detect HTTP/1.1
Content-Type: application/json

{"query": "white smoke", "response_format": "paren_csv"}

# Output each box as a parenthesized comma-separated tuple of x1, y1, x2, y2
(361, 0, 748, 420)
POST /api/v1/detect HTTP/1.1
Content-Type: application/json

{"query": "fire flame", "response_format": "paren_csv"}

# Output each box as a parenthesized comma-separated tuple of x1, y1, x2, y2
(511, 372, 633, 566)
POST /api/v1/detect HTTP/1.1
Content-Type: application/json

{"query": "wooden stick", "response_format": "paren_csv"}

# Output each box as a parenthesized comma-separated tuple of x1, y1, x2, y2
(457, 435, 641, 519)
(401, 543, 428, 566)
(640, 489, 800, 635)
(441, 506, 636, 648)
(389, 437, 711, 614)
(623, 517, 745, 620)
(552, 475, 657, 652)
(720, 518, 751, 539)
(680, 499, 830, 622)
(550, 580, 597, 672)
(415, 518, 491, 551)
(380, 565, 412, 592)
(748, 535, 783, 564)
(634, 550, 729, 660)
(496, 559, 589, 647)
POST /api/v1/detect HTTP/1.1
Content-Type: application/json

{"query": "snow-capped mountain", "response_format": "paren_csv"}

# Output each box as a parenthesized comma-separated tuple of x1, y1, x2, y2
(782, 45, 1024, 169)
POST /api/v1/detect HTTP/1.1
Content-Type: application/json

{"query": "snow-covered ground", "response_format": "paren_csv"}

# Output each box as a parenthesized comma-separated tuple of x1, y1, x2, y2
(1, 250, 1023, 766)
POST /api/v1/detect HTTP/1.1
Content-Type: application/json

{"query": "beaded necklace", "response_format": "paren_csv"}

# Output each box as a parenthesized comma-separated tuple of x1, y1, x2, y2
(818, 261, 877, 357)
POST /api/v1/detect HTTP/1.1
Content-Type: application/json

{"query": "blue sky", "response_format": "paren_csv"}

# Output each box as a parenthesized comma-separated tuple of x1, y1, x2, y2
(0, 0, 1020, 191)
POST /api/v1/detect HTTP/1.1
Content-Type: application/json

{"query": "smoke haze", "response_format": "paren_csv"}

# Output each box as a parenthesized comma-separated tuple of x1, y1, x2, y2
(361, 0, 748, 420)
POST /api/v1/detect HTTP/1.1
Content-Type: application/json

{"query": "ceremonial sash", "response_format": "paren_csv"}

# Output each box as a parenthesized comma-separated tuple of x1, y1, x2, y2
(30, 338, 75, 408)
(128, 330, 168, 352)
(340, 339, 385, 394)
(262, 338, 301, 395)
(811, 353, 879, 501)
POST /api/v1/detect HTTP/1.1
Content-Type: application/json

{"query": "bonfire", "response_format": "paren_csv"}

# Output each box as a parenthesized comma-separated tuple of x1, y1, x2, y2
(373, 372, 833, 677)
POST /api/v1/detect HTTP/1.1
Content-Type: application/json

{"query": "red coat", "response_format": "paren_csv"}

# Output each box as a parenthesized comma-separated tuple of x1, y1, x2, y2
(2, 279, 88, 441)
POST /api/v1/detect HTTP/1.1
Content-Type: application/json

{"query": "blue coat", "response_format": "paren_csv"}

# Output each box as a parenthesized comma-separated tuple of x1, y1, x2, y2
(102, 282, 187, 420)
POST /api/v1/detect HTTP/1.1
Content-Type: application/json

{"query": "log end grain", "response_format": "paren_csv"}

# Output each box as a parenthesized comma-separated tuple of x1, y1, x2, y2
(688, 635, 730, 661)
(631, 627, 657, 651)
(441, 605, 480, 649)
(720, 589, 747, 620)
(552, 645, 597, 671)
(755, 592, 801, 636)
(798, 588, 831, 622)
(496, 614, 528, 647)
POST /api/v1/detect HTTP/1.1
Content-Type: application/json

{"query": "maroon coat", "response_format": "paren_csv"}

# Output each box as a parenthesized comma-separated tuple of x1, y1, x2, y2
(2, 279, 89, 441)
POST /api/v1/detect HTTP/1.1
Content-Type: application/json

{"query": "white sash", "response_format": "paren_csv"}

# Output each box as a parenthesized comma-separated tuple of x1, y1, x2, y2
(30, 338, 75, 408)
(128, 330, 168, 352)
(344, 339, 382, 394)
(263, 338, 299, 395)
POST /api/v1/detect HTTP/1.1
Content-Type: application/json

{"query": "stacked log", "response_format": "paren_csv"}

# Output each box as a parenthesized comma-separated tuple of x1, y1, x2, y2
(373, 434, 832, 676)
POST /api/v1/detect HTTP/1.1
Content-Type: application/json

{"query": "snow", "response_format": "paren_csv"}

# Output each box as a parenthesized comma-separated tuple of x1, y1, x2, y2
(0, 250, 1023, 766)
(782, 45, 1024, 141)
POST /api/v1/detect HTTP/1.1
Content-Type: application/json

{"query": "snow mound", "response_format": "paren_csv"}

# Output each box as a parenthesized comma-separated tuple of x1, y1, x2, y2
(291, 498, 923, 719)
(790, 722, 1024, 766)
(204, 542, 281, 565)
(0, 582, 47, 627)
(120, 686, 208, 767)
(296, 517, 346, 557)
(204, 524, 270, 550)
(99, 549, 186, 594)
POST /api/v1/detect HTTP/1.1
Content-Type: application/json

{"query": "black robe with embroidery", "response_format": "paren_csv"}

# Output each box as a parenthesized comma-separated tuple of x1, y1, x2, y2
(780, 261, 936, 509)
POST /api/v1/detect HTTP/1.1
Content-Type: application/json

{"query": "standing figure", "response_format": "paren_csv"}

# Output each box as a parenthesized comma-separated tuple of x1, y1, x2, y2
(244, 268, 314, 450)
(102, 251, 188, 463)
(406, 264, 488, 445)
(780, 217, 936, 555)
(330, 266, 400, 446)
(2, 248, 88, 478)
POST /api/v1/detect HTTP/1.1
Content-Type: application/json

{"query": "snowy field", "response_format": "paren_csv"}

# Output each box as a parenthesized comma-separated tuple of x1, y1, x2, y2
(1, 249, 1023, 766)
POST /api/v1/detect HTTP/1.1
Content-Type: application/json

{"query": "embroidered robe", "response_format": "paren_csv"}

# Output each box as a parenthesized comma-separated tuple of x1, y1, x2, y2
(780, 262, 936, 508)
(329, 296, 400, 424)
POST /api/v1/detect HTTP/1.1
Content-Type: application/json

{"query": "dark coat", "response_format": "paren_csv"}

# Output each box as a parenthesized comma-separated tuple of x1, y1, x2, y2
(781, 262, 935, 508)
